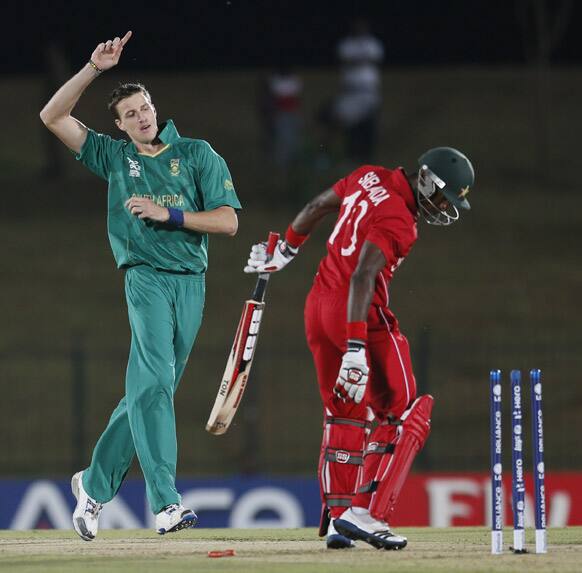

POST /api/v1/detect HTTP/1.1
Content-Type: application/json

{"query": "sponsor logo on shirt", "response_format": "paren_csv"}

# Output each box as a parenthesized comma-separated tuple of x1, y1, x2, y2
(170, 158, 181, 177)
(224, 179, 234, 191)
(127, 158, 141, 178)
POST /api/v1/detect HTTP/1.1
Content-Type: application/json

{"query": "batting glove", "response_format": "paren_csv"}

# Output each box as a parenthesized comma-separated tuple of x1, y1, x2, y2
(334, 346, 369, 404)
(243, 240, 298, 274)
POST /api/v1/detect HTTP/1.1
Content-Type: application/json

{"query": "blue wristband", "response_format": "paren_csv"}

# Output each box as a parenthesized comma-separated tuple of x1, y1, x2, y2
(167, 208, 184, 227)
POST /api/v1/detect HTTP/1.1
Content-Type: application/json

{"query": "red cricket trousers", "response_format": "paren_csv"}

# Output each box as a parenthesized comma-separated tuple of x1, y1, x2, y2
(304, 283, 417, 518)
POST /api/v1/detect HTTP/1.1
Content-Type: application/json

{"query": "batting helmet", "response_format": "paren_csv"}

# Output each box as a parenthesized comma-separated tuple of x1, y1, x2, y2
(417, 147, 474, 210)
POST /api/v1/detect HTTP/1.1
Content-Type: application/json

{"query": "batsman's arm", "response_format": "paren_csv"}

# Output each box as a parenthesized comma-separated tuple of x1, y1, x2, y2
(291, 190, 385, 316)
(40, 31, 132, 154)
(333, 241, 385, 404)
(288, 187, 342, 236)
(347, 241, 387, 325)
(244, 188, 341, 274)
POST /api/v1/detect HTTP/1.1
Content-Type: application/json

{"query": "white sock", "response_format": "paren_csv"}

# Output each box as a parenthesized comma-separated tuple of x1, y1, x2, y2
(351, 506, 369, 515)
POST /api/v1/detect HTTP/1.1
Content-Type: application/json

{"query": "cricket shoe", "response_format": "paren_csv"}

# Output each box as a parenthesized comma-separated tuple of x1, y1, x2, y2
(326, 518, 355, 549)
(71, 471, 103, 541)
(334, 508, 407, 550)
(155, 504, 198, 534)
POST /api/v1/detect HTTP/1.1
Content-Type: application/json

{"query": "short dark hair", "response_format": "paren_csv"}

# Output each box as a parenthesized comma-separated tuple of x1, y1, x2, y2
(108, 83, 152, 119)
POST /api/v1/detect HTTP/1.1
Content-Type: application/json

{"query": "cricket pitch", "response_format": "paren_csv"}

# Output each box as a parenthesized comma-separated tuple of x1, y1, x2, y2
(1, 527, 581, 573)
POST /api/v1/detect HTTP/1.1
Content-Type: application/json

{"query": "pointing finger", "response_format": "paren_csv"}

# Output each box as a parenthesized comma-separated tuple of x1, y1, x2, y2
(121, 31, 132, 46)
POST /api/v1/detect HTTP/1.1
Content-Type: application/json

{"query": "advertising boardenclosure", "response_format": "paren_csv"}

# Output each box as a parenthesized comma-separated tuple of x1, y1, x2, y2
(2, 473, 580, 529)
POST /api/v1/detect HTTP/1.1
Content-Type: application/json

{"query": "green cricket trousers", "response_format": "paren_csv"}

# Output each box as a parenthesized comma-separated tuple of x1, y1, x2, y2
(82, 265, 205, 514)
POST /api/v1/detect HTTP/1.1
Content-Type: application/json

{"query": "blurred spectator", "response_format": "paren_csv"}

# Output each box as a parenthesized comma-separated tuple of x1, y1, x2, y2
(257, 65, 303, 169)
(318, 18, 384, 165)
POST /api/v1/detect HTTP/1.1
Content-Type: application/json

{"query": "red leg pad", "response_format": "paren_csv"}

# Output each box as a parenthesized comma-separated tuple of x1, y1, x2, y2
(351, 422, 397, 508)
(369, 395, 434, 522)
(318, 415, 370, 530)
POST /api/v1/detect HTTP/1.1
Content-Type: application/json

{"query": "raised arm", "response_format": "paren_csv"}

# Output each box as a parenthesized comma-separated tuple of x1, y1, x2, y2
(40, 31, 132, 154)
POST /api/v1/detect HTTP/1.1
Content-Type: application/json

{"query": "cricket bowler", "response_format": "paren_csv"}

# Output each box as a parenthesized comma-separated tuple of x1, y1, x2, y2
(244, 147, 474, 549)
(40, 31, 241, 540)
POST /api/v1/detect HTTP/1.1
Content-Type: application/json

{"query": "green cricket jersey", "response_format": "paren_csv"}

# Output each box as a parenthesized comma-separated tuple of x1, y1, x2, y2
(76, 120, 242, 273)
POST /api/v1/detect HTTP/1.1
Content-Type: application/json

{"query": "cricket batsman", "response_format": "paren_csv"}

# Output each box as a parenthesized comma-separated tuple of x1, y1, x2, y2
(244, 147, 474, 549)
(40, 32, 241, 540)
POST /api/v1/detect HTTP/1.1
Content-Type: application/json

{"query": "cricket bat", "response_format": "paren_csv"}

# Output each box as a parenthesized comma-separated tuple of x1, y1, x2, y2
(206, 232, 280, 435)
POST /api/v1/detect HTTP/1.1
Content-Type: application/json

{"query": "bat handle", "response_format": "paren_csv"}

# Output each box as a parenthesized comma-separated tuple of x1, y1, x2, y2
(252, 232, 280, 302)
(265, 232, 280, 258)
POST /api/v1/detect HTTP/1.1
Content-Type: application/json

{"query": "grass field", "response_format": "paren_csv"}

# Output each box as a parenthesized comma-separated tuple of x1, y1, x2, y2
(1, 527, 581, 573)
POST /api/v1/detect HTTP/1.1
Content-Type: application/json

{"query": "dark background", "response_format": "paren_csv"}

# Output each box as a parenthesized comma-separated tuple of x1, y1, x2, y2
(4, 0, 581, 73)
(1, 0, 581, 479)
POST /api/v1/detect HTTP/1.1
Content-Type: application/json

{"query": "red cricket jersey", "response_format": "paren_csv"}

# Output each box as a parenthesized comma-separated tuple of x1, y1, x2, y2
(314, 165, 418, 312)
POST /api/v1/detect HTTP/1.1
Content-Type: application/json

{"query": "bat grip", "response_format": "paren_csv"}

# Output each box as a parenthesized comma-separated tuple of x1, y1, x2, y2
(252, 232, 280, 301)
(265, 232, 280, 258)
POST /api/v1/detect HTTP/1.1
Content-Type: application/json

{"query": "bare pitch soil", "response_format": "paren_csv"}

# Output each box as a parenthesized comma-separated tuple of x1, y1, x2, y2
(1, 527, 581, 573)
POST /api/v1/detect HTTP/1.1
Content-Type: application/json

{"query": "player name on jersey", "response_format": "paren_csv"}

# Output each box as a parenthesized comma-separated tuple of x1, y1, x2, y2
(358, 171, 390, 206)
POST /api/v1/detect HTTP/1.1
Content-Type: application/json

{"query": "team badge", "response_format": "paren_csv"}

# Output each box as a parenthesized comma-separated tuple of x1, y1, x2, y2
(224, 179, 234, 191)
(459, 185, 470, 198)
(170, 159, 181, 176)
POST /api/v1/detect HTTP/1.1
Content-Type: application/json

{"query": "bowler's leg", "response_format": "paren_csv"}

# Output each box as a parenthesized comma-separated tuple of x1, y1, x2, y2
(124, 267, 180, 514)
(172, 276, 205, 391)
(82, 397, 136, 503)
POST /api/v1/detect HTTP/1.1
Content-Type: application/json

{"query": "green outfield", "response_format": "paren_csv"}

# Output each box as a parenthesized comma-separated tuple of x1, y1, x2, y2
(0, 527, 581, 573)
